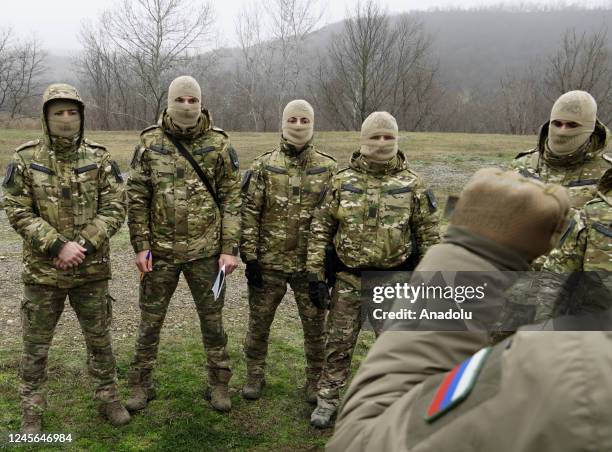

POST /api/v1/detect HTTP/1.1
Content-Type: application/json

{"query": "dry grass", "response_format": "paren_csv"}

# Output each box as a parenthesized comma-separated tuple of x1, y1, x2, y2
(0, 129, 535, 178)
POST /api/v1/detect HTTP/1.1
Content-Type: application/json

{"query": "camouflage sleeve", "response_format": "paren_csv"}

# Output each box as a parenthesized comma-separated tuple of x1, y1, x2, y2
(306, 180, 340, 280)
(240, 159, 265, 262)
(3, 152, 67, 256)
(78, 153, 126, 251)
(127, 144, 153, 253)
(410, 182, 440, 261)
(533, 214, 587, 322)
(216, 142, 242, 256)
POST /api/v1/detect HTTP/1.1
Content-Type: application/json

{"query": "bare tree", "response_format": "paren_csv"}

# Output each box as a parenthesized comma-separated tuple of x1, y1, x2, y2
(268, 0, 322, 118)
(233, 0, 322, 131)
(234, 4, 276, 131)
(78, 24, 149, 130)
(544, 27, 612, 124)
(0, 28, 46, 124)
(313, 2, 439, 131)
(497, 65, 547, 135)
(100, 0, 215, 122)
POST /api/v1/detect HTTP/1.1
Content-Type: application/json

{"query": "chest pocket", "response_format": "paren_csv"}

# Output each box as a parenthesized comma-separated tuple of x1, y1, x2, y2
(264, 165, 289, 208)
(302, 166, 330, 207)
(585, 219, 612, 271)
(148, 150, 175, 190)
(338, 183, 365, 226)
(566, 179, 598, 208)
(381, 185, 413, 229)
(74, 163, 100, 226)
(29, 163, 58, 218)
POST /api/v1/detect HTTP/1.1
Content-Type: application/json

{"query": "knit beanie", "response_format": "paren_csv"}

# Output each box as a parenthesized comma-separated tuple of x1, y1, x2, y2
(360, 112, 399, 162)
(548, 90, 597, 155)
(167, 75, 202, 129)
(282, 99, 314, 147)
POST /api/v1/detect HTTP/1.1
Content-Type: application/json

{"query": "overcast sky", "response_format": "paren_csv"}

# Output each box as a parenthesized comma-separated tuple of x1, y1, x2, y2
(2, 0, 611, 54)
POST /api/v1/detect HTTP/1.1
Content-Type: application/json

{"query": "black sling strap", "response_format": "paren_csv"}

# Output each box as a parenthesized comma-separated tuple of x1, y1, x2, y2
(164, 132, 221, 209)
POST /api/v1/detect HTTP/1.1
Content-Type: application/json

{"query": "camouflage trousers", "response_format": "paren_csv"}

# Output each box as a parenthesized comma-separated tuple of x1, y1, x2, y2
(244, 270, 325, 384)
(129, 256, 231, 388)
(20, 280, 118, 413)
(318, 273, 380, 406)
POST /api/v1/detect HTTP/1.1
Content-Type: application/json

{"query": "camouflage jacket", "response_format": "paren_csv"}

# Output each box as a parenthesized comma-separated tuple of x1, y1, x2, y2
(127, 109, 241, 263)
(306, 151, 440, 280)
(512, 120, 612, 208)
(2, 86, 126, 288)
(240, 137, 337, 272)
(534, 175, 612, 321)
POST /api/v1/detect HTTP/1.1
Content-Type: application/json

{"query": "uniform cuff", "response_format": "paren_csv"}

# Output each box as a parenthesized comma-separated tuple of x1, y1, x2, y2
(221, 244, 240, 256)
(308, 271, 325, 282)
(77, 236, 96, 255)
(133, 241, 151, 253)
(240, 250, 258, 263)
(49, 236, 69, 257)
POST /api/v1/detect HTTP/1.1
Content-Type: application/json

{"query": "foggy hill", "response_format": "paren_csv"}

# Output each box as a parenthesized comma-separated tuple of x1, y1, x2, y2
(206, 6, 612, 94)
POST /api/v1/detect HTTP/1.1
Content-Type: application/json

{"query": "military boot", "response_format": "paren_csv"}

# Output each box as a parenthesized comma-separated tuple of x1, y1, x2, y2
(310, 397, 338, 429)
(304, 378, 318, 405)
(125, 370, 156, 412)
(20, 409, 42, 434)
(242, 372, 266, 400)
(205, 369, 232, 412)
(98, 401, 131, 427)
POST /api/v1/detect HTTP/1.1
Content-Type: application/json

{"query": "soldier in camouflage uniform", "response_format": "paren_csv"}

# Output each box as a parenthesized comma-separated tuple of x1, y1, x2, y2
(512, 90, 611, 209)
(533, 167, 612, 322)
(240, 100, 337, 402)
(494, 91, 612, 335)
(2, 83, 129, 433)
(125, 76, 241, 413)
(307, 112, 440, 428)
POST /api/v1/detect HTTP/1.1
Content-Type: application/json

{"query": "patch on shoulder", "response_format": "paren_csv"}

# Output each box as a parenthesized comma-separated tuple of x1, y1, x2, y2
(140, 124, 158, 136)
(15, 139, 40, 152)
(335, 166, 351, 175)
(83, 138, 107, 150)
(425, 347, 492, 423)
(315, 149, 337, 161)
(514, 148, 537, 160)
(253, 150, 274, 163)
(212, 126, 228, 138)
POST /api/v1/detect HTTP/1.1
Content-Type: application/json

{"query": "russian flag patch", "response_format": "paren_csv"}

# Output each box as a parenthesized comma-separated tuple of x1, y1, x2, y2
(425, 347, 492, 422)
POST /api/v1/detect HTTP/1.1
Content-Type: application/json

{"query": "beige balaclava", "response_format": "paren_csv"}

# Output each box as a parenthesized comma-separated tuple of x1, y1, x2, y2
(282, 99, 314, 147)
(360, 112, 399, 162)
(548, 90, 597, 155)
(47, 100, 81, 138)
(167, 75, 202, 129)
(451, 168, 570, 262)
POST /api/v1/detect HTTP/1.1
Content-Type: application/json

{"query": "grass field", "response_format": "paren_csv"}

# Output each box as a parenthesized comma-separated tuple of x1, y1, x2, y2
(0, 129, 535, 178)
(0, 129, 536, 451)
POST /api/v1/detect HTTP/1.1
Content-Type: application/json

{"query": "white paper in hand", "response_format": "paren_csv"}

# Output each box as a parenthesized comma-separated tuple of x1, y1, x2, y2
(212, 264, 226, 301)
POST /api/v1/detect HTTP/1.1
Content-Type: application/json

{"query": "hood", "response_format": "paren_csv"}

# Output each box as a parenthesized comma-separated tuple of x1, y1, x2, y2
(160, 107, 212, 139)
(536, 118, 610, 158)
(41, 83, 85, 149)
(280, 134, 314, 157)
(348, 149, 409, 176)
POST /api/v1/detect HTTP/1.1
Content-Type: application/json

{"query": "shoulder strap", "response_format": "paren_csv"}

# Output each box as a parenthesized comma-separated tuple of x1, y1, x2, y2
(164, 132, 221, 209)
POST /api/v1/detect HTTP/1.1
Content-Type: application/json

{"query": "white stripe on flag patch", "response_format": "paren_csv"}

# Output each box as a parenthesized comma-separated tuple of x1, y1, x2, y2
(451, 347, 489, 401)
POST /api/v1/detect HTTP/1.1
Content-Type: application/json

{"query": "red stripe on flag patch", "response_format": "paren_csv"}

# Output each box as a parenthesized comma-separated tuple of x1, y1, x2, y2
(427, 365, 459, 417)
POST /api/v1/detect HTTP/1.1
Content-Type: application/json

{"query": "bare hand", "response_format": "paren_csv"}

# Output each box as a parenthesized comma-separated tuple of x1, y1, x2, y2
(55, 241, 86, 269)
(218, 254, 239, 275)
(135, 250, 153, 273)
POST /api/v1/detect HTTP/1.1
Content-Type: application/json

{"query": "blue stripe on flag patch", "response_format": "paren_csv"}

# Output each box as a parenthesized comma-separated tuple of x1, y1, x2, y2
(426, 347, 492, 422)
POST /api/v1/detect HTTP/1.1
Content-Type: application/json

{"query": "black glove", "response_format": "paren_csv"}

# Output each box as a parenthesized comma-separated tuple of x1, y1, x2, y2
(309, 280, 329, 310)
(245, 260, 264, 288)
